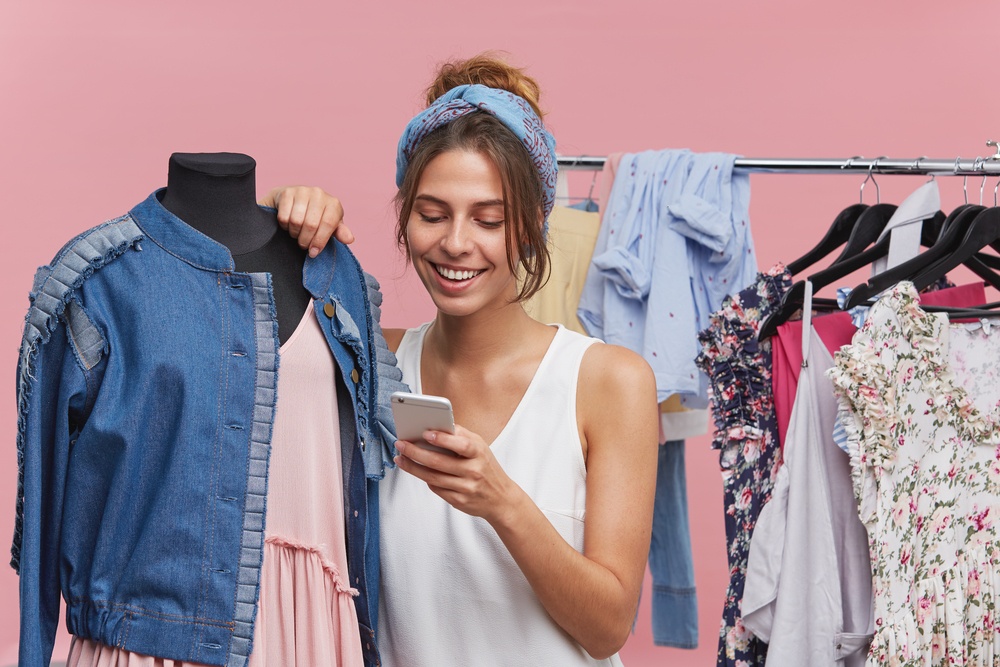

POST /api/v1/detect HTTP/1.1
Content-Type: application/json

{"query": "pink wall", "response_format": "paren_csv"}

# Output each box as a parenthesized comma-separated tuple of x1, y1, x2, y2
(2, 2, 998, 664)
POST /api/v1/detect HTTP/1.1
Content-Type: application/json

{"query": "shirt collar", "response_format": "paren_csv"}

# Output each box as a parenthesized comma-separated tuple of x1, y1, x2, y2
(129, 189, 338, 292)
(129, 190, 237, 271)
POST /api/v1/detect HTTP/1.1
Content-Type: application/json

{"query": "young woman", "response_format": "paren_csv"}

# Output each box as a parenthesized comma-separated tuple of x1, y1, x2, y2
(270, 55, 659, 665)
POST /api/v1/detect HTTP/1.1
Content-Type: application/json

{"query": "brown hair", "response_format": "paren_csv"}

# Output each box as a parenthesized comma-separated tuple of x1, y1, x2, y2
(424, 53, 545, 119)
(396, 54, 550, 302)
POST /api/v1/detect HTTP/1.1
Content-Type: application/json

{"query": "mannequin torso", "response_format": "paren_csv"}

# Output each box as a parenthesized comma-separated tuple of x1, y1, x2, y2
(159, 152, 310, 344)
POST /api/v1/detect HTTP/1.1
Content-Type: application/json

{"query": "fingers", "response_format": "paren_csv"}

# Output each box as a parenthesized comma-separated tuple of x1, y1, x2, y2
(272, 186, 348, 254)
(396, 439, 463, 475)
(428, 427, 477, 458)
(258, 187, 281, 210)
(306, 199, 353, 256)
(394, 444, 462, 490)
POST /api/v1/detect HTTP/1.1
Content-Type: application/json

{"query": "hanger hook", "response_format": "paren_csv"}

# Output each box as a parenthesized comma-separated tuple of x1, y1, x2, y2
(586, 166, 599, 200)
(957, 157, 970, 204)
(841, 156, 863, 202)
(975, 156, 988, 205)
(842, 155, 863, 170)
(861, 156, 887, 204)
(913, 155, 933, 182)
(988, 140, 1000, 162)
(859, 158, 875, 204)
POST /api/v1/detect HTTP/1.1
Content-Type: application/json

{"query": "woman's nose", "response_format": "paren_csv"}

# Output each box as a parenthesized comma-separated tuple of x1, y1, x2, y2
(440, 220, 473, 255)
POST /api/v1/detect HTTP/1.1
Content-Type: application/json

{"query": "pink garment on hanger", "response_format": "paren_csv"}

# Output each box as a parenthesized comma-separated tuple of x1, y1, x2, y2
(772, 282, 987, 449)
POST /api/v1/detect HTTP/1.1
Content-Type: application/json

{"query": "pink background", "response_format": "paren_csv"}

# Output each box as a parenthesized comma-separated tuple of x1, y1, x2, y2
(2, 2, 999, 664)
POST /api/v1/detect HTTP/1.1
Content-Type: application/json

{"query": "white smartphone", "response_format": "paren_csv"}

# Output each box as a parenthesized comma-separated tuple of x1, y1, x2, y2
(390, 391, 456, 455)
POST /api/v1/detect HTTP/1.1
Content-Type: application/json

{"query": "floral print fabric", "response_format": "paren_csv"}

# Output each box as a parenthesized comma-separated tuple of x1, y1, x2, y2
(696, 263, 791, 667)
(829, 282, 1000, 667)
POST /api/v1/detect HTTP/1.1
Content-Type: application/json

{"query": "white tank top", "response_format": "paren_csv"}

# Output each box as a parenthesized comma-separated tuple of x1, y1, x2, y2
(378, 322, 625, 666)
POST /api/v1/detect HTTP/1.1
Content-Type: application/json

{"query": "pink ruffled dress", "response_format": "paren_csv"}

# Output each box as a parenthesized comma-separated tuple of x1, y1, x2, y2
(68, 307, 364, 667)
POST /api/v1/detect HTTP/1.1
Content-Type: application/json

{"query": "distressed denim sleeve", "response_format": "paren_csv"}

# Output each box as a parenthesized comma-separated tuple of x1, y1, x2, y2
(364, 271, 407, 476)
(14, 316, 92, 667)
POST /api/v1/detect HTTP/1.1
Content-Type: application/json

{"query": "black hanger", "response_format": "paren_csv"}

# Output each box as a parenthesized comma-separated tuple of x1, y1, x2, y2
(830, 203, 898, 263)
(909, 207, 1000, 293)
(921, 300, 1000, 319)
(785, 203, 867, 275)
(843, 206, 989, 308)
(758, 204, 901, 340)
(934, 203, 1000, 263)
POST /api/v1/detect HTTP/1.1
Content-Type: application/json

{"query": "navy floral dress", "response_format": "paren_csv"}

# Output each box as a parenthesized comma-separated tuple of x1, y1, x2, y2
(696, 264, 791, 667)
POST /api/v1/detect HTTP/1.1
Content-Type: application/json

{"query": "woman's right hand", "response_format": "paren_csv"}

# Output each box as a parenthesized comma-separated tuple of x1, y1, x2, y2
(260, 186, 354, 257)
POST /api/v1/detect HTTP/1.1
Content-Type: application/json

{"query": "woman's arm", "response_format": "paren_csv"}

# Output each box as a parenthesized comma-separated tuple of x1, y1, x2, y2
(393, 343, 658, 658)
(260, 186, 353, 256)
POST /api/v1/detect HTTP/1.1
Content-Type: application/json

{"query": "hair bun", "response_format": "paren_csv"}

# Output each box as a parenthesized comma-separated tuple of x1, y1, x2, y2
(426, 53, 544, 118)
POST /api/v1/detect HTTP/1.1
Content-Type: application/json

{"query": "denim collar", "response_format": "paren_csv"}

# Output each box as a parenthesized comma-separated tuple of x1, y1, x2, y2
(129, 189, 337, 292)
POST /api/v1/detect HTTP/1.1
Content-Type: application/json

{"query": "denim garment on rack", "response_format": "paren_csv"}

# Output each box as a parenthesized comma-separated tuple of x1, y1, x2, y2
(649, 439, 698, 648)
(569, 198, 600, 212)
(13, 191, 404, 667)
(676, 153, 757, 409)
(578, 150, 756, 406)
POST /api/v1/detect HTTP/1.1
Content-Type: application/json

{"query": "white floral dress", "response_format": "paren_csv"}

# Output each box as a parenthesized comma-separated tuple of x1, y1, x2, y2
(829, 282, 1000, 666)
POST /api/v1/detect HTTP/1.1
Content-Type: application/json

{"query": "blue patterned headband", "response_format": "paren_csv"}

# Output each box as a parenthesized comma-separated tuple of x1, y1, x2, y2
(395, 84, 558, 224)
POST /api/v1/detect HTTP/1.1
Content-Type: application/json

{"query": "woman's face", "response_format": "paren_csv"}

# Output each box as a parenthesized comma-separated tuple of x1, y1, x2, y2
(406, 149, 519, 318)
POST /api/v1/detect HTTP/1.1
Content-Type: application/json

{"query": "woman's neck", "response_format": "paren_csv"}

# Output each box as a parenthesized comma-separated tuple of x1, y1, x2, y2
(427, 302, 543, 367)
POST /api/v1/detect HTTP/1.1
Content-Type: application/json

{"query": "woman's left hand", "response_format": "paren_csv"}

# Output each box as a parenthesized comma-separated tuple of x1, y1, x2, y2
(394, 426, 518, 523)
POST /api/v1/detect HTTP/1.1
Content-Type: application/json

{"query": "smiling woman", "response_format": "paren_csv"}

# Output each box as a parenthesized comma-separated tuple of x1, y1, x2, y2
(394, 84, 553, 303)
(268, 54, 660, 667)
(405, 150, 514, 317)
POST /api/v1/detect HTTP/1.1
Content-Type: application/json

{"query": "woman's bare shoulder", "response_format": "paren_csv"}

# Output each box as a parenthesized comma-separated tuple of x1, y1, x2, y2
(384, 328, 407, 354)
(579, 342, 656, 394)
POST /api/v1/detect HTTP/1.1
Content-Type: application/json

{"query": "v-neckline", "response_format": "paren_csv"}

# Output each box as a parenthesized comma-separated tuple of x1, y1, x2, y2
(278, 303, 316, 353)
(411, 323, 564, 448)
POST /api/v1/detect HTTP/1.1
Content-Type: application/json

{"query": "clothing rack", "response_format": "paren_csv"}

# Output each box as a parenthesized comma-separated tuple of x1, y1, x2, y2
(558, 152, 1000, 176)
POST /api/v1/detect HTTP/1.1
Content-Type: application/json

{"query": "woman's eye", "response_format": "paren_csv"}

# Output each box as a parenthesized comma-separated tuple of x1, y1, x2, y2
(477, 219, 504, 229)
(419, 213, 445, 223)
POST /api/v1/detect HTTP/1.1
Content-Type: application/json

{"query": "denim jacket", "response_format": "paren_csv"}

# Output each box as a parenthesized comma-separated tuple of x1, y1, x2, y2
(13, 192, 405, 667)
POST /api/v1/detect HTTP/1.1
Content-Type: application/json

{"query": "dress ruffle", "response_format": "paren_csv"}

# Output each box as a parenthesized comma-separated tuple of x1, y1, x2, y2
(695, 263, 790, 667)
(828, 281, 1000, 666)
(696, 264, 791, 458)
(249, 537, 361, 665)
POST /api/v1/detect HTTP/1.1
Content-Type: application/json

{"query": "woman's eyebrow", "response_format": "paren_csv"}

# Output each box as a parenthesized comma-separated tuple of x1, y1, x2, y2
(471, 198, 505, 208)
(415, 194, 504, 208)
(414, 194, 449, 206)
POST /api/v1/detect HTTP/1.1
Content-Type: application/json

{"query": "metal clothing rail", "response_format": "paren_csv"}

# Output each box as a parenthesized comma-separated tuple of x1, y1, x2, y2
(557, 149, 1000, 176)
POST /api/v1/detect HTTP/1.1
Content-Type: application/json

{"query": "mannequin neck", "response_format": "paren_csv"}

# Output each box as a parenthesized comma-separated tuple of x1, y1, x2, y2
(159, 152, 275, 255)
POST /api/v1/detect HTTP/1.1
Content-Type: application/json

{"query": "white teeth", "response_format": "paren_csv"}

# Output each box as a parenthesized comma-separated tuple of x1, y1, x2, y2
(436, 266, 482, 281)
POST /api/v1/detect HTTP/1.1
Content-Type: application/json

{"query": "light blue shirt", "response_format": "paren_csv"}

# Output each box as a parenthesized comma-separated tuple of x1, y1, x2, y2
(578, 150, 756, 405)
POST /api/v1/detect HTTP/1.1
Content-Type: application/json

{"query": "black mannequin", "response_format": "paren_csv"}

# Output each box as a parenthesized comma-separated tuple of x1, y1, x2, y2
(159, 152, 311, 345)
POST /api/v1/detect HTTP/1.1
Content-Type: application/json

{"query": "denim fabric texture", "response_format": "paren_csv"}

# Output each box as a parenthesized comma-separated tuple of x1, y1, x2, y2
(13, 191, 403, 667)
(648, 439, 698, 648)
(577, 150, 756, 407)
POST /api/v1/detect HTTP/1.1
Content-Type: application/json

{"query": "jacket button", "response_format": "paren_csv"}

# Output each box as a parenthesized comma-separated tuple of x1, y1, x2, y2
(351, 368, 359, 383)
(323, 302, 336, 318)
